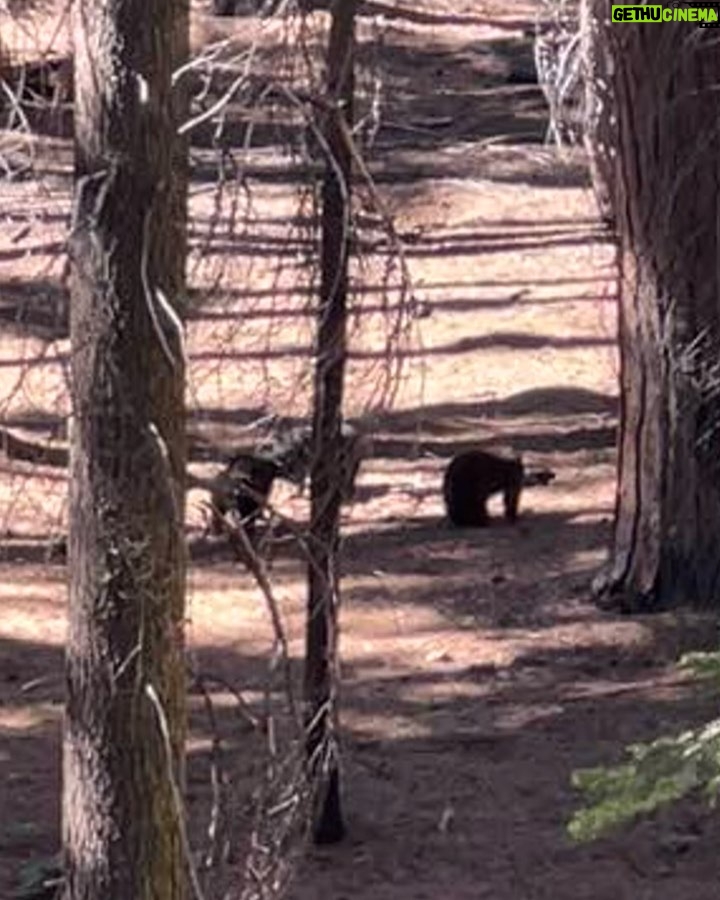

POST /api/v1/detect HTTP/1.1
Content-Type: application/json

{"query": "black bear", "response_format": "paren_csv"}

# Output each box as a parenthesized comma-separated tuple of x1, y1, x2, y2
(443, 449, 555, 527)
(208, 453, 283, 535)
(262, 421, 371, 503)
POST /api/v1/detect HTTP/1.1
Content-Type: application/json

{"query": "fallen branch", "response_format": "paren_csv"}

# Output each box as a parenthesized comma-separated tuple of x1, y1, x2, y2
(0, 426, 68, 467)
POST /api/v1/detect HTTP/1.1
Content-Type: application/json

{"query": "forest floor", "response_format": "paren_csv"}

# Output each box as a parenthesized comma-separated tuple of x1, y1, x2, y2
(2, 1, 720, 899)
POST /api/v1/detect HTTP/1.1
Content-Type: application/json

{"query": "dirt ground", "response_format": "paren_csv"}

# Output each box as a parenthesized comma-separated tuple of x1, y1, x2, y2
(2, 1, 720, 898)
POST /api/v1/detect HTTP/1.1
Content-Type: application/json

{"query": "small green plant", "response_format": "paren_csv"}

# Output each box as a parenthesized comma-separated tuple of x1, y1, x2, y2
(13, 853, 62, 899)
(568, 651, 720, 842)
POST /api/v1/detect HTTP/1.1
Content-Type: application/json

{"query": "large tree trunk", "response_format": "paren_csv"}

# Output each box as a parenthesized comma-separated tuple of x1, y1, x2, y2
(303, 0, 357, 846)
(64, 1, 189, 898)
(600, 22, 720, 612)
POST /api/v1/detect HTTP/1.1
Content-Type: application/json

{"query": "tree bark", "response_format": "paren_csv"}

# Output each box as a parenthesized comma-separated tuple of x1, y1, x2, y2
(580, 0, 615, 225)
(303, 0, 357, 845)
(63, 1, 189, 898)
(600, 22, 720, 612)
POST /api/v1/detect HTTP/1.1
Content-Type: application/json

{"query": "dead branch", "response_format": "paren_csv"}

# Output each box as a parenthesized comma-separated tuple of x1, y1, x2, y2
(0, 425, 68, 467)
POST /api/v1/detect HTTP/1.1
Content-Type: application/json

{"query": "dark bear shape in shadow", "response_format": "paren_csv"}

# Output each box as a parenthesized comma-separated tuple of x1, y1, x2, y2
(443, 449, 555, 527)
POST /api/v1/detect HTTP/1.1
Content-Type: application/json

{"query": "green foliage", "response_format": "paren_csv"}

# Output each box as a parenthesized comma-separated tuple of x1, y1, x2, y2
(568, 650, 720, 842)
(1, 821, 41, 841)
(12, 853, 62, 899)
(678, 650, 720, 685)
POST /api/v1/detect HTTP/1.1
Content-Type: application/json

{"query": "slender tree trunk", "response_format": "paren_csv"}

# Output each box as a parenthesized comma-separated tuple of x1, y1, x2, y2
(64, 1, 189, 898)
(599, 22, 720, 612)
(304, 0, 357, 846)
(580, 0, 615, 225)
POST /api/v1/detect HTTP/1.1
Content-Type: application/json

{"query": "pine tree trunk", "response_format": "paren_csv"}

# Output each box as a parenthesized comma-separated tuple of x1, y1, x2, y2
(63, 1, 189, 897)
(601, 22, 720, 612)
(304, 0, 357, 846)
